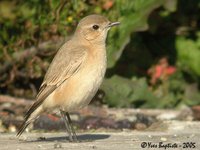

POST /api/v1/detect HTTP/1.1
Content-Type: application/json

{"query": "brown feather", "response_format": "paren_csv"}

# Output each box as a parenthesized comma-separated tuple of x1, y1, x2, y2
(17, 44, 87, 137)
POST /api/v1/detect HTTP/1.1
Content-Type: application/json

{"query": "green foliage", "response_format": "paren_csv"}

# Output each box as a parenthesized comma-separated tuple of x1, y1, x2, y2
(102, 76, 158, 107)
(1, 0, 200, 108)
(107, 0, 175, 67)
(176, 34, 200, 76)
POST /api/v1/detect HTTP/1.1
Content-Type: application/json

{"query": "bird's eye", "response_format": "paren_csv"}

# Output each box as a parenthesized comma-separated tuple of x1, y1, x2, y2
(92, 25, 99, 30)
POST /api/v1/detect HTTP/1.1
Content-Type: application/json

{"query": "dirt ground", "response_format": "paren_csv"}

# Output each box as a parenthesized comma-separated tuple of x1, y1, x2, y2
(1, 120, 200, 150)
(1, 95, 200, 150)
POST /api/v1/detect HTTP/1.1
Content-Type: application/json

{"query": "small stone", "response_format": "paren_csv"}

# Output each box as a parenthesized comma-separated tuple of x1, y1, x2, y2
(135, 123, 147, 130)
(192, 105, 200, 120)
(160, 137, 167, 141)
(38, 136, 46, 140)
(91, 145, 97, 149)
(157, 112, 178, 120)
(0, 120, 6, 132)
(122, 128, 130, 132)
(148, 135, 152, 138)
(8, 124, 16, 132)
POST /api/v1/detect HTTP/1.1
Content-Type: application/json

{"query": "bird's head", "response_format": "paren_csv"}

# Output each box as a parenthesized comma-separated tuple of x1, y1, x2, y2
(75, 14, 120, 44)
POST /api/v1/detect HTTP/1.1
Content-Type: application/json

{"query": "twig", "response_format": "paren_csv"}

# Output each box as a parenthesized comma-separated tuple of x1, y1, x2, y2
(55, 0, 68, 23)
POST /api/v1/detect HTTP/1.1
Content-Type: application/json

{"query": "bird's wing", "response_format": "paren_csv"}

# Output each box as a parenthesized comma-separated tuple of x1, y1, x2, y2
(25, 42, 87, 120)
(17, 42, 87, 137)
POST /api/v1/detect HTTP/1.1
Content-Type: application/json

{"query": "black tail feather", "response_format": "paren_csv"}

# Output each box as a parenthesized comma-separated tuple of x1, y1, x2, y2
(16, 120, 31, 137)
(16, 84, 54, 137)
(16, 102, 41, 137)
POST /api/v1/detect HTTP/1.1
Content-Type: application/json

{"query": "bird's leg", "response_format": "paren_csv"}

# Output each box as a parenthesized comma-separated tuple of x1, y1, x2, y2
(60, 110, 73, 142)
(65, 112, 78, 141)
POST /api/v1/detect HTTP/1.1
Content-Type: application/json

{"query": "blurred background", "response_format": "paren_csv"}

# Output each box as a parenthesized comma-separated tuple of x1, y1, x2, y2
(0, 0, 200, 132)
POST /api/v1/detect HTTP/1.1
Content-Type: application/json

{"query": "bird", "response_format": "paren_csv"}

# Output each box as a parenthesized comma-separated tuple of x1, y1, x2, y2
(17, 14, 120, 142)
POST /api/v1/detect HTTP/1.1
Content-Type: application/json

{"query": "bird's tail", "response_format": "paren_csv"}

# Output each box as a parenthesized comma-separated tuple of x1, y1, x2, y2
(16, 120, 32, 137)
(16, 105, 42, 137)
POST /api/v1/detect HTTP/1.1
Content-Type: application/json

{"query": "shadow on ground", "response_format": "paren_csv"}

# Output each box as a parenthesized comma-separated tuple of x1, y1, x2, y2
(26, 134, 110, 143)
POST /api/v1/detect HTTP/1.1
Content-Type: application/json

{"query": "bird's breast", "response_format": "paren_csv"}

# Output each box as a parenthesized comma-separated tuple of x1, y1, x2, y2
(72, 48, 107, 107)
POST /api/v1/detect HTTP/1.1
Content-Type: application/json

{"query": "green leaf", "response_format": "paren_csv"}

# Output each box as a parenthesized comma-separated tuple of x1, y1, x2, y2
(107, 0, 177, 68)
(101, 75, 158, 107)
(176, 35, 200, 76)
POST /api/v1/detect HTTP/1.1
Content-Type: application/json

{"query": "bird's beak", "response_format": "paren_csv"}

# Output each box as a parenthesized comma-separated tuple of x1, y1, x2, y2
(107, 22, 120, 28)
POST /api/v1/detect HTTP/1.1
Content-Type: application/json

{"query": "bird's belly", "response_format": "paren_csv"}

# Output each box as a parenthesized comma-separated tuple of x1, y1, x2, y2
(64, 66, 106, 111)
(45, 63, 106, 112)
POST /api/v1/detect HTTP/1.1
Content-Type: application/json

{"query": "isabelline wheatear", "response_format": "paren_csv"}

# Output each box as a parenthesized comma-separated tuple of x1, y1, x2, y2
(17, 14, 120, 142)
